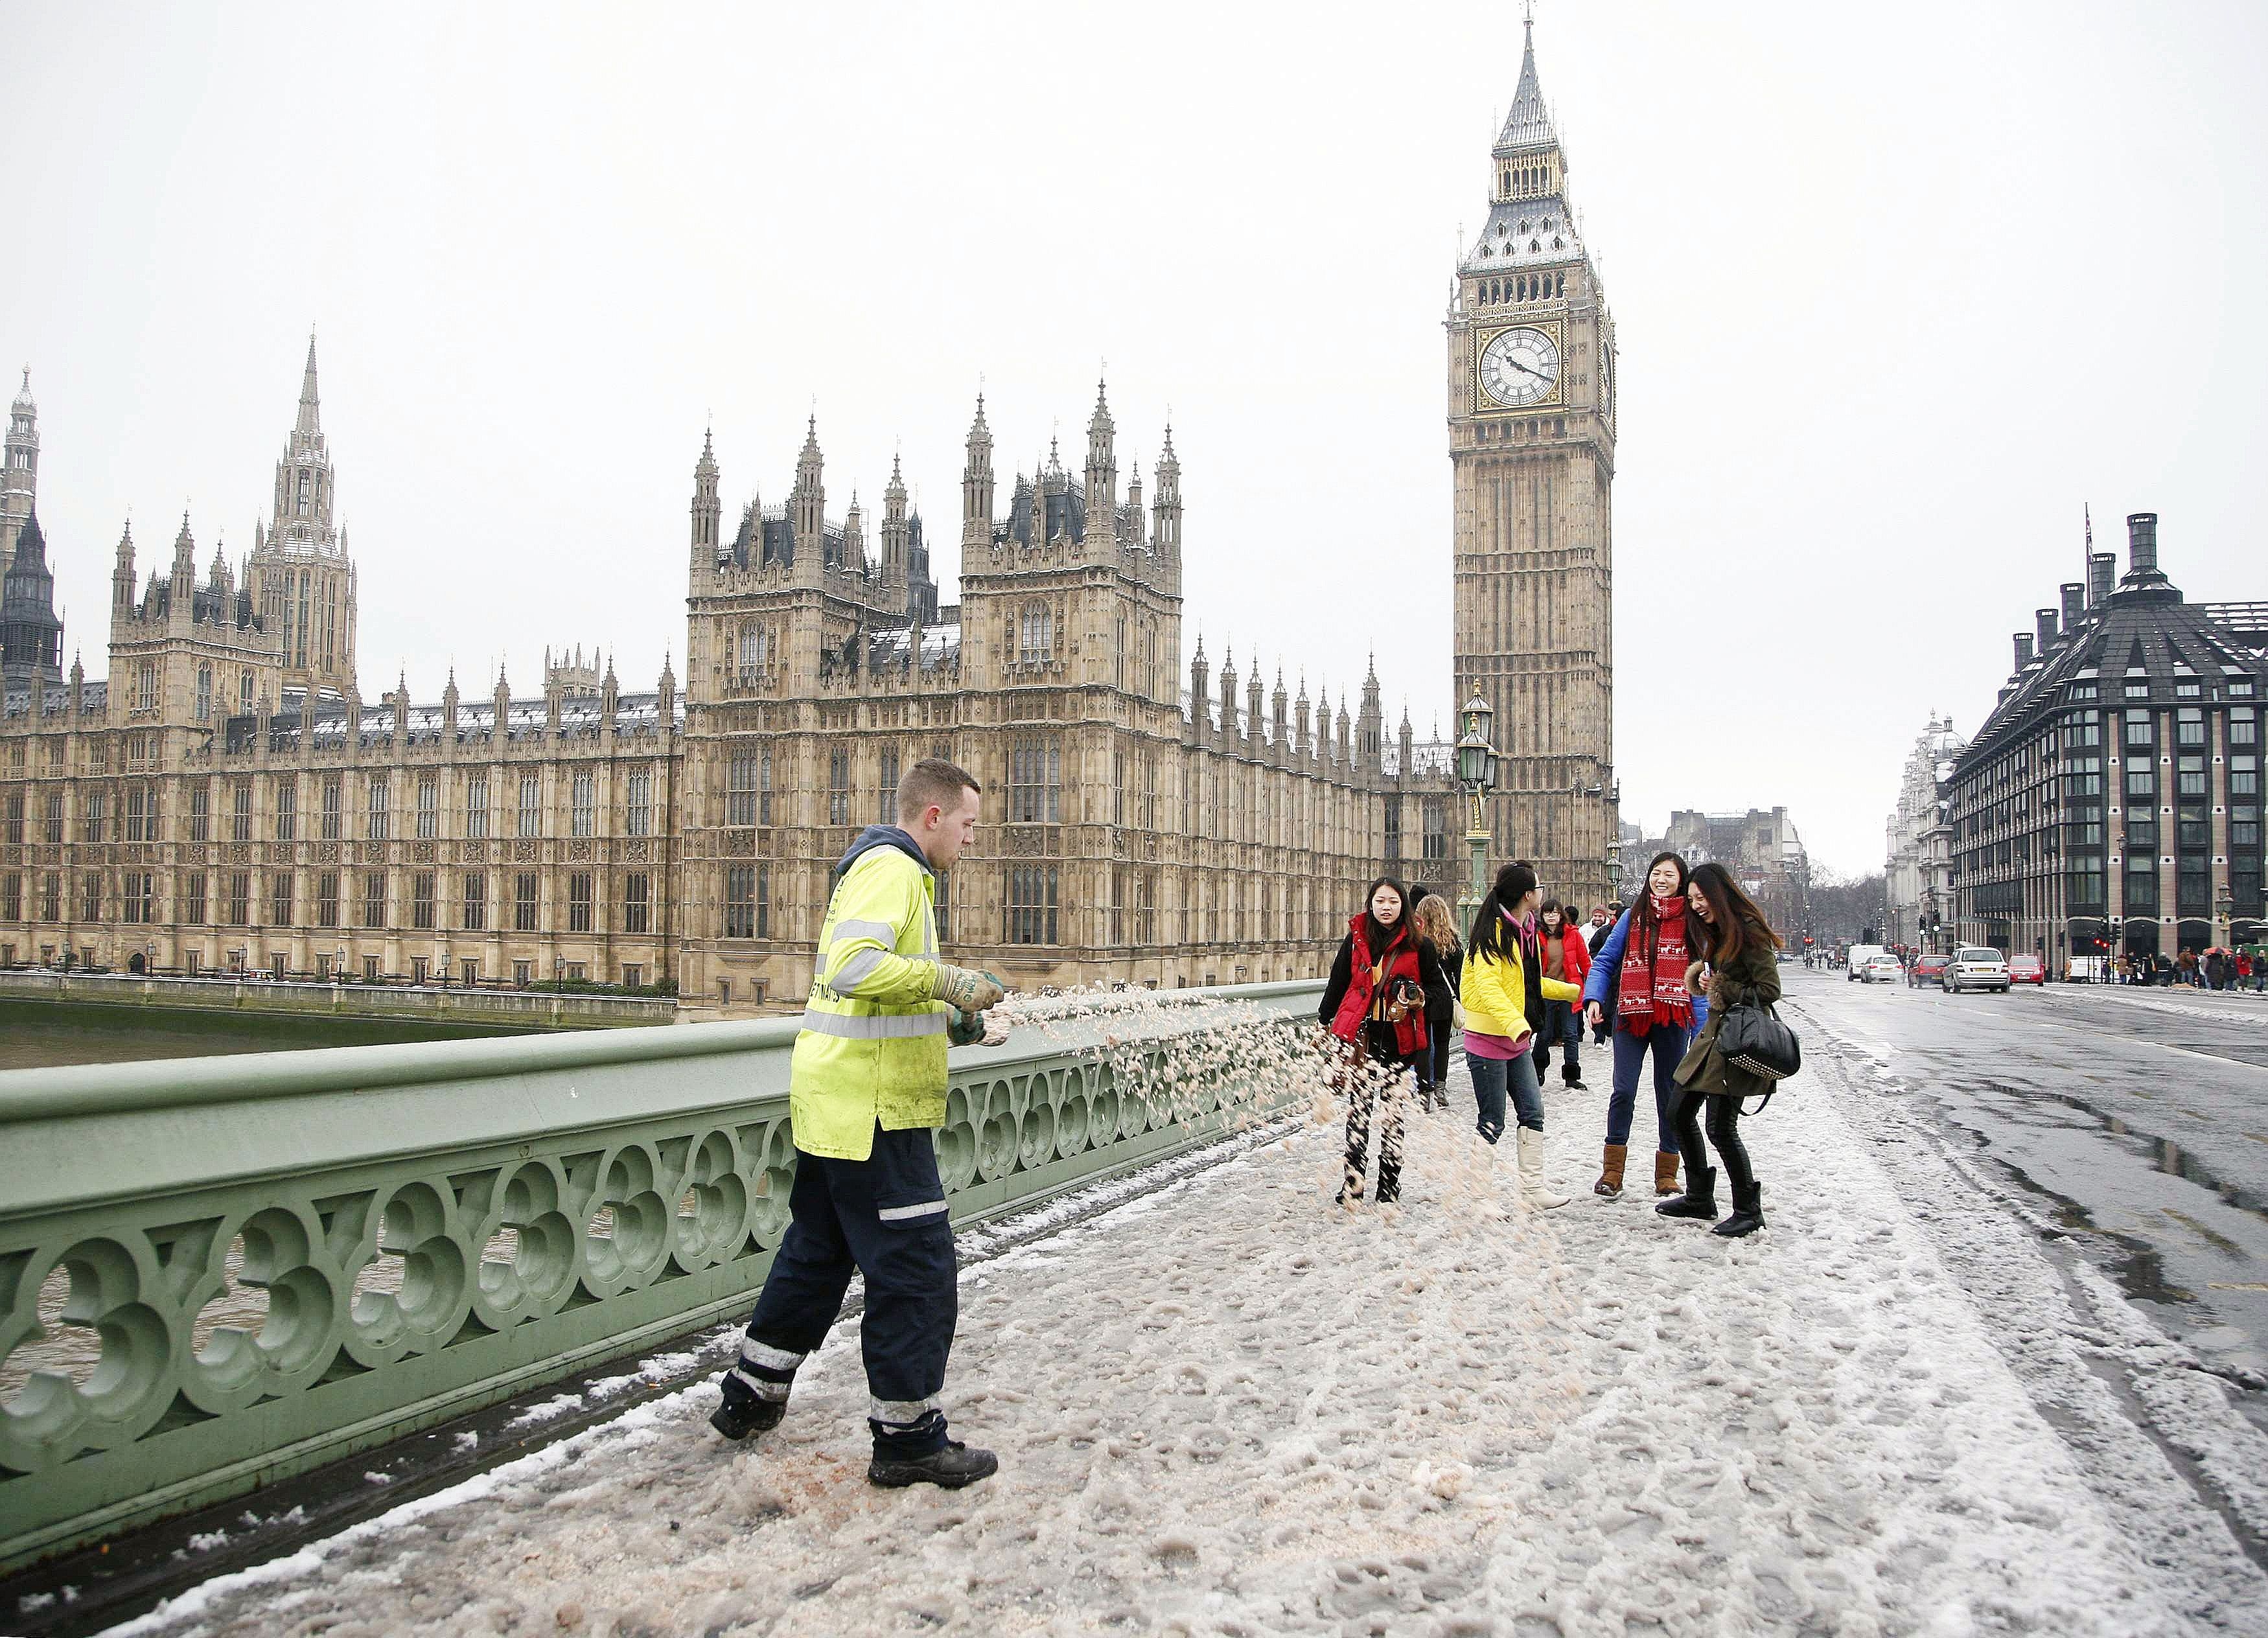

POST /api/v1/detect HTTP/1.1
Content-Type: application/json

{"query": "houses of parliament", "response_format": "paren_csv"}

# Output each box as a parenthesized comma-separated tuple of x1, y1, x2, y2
(0, 345, 1464, 1009)
(0, 27, 1615, 1013)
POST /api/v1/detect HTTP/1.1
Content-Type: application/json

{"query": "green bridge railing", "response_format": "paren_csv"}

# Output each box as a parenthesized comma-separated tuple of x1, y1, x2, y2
(0, 980, 1323, 1571)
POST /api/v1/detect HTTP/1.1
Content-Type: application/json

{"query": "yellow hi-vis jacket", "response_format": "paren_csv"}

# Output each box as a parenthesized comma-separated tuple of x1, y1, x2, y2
(789, 832, 949, 1160)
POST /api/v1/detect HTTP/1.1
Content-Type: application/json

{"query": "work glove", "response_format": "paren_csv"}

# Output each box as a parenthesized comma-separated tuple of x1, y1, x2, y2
(948, 1009, 1013, 1049)
(930, 963, 1005, 1013)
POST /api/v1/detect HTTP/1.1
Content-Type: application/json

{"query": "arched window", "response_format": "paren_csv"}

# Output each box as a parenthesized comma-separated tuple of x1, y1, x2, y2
(1019, 605, 1053, 666)
(196, 665, 212, 722)
(240, 672, 254, 714)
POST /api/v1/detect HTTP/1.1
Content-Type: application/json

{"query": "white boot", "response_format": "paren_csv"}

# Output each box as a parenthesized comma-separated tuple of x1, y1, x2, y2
(1516, 1127, 1570, 1210)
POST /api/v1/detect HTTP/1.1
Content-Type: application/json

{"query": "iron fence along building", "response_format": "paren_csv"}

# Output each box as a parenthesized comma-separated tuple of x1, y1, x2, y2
(1948, 515, 2267, 967)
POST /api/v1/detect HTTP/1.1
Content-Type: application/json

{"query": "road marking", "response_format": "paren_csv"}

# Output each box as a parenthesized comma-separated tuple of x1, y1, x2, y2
(2153, 1040, 2268, 1075)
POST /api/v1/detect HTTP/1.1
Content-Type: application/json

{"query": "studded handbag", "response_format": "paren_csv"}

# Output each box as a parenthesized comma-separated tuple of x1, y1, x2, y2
(1716, 1000, 1801, 1083)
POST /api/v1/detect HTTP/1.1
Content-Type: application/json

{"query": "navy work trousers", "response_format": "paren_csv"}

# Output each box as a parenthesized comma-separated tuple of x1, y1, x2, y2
(725, 1122, 958, 1459)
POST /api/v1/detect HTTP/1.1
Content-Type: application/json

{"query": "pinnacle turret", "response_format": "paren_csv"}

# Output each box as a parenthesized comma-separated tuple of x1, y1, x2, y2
(295, 330, 321, 436)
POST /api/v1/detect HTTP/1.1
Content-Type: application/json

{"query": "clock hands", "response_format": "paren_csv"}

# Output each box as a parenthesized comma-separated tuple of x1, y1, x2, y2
(1503, 356, 1552, 383)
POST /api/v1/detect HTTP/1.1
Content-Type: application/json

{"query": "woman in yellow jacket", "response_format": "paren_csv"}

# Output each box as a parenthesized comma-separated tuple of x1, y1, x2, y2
(1459, 862, 1584, 1208)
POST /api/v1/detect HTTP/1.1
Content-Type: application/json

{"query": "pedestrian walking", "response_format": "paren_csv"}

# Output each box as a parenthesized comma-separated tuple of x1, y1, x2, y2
(1411, 892, 1464, 1113)
(1581, 853, 1706, 1201)
(1531, 899, 1591, 1091)
(708, 758, 1007, 1490)
(1319, 877, 1443, 1206)
(1658, 862, 1784, 1238)
(1459, 862, 1583, 1208)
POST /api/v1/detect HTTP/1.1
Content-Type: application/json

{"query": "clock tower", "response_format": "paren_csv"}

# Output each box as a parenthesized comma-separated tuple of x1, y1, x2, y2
(1448, 16, 1617, 905)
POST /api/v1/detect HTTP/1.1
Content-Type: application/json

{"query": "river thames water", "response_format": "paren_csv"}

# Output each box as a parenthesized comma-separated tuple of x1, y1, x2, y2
(0, 997, 531, 1072)
(1, 998, 541, 1402)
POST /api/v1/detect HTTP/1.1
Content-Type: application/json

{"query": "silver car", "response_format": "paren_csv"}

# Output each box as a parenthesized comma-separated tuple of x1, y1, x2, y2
(1946, 947, 2010, 994)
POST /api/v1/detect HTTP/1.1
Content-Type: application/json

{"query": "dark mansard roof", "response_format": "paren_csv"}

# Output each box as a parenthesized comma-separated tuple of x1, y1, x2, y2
(2, 676, 105, 719)
(1956, 577, 2268, 776)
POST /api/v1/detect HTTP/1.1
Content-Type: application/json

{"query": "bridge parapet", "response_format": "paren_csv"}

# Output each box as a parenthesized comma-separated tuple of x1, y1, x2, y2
(0, 980, 1322, 1572)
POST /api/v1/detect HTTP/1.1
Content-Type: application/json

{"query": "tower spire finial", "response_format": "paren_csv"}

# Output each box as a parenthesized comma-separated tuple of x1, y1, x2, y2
(295, 328, 321, 436)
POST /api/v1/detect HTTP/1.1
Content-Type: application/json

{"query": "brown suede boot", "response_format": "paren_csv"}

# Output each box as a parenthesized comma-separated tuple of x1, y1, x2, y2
(1654, 1149, 1682, 1197)
(1593, 1143, 1627, 1199)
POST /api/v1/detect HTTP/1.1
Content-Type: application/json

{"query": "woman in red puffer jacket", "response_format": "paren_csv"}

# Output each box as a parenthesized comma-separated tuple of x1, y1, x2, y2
(1531, 899, 1592, 1093)
(1318, 876, 1444, 1207)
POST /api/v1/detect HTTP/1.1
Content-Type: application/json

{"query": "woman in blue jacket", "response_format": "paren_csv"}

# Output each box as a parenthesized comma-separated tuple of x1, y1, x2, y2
(1580, 851, 1707, 1200)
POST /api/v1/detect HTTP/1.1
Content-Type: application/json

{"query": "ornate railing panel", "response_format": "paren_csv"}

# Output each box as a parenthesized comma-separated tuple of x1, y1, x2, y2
(0, 980, 1321, 1569)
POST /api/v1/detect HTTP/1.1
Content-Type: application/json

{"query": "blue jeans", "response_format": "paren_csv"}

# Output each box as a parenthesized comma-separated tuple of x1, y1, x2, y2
(1468, 1048, 1545, 1143)
(1606, 1023, 1691, 1152)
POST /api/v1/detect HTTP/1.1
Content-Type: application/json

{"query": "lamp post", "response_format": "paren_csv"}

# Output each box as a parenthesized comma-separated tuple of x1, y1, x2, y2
(1455, 693, 1499, 942)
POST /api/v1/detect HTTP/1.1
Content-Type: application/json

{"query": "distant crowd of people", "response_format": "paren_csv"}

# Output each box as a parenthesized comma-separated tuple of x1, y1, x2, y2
(2112, 946, 2261, 989)
(1316, 850, 1783, 1240)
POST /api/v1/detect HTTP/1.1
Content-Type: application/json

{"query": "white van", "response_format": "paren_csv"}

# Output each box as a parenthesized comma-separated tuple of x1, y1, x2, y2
(1846, 944, 1885, 982)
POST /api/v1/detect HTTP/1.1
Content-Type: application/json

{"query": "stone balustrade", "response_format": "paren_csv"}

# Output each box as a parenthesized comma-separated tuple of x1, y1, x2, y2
(0, 980, 1322, 1571)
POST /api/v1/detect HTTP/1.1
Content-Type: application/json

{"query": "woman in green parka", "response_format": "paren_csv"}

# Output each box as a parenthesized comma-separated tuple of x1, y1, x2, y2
(1658, 861, 1783, 1237)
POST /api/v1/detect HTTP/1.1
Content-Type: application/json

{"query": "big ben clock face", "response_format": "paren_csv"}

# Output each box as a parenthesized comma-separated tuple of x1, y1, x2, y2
(1477, 325, 1562, 410)
(1599, 344, 1614, 423)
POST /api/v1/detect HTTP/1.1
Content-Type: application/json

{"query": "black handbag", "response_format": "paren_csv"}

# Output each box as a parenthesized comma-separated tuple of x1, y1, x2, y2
(1717, 1000, 1801, 1084)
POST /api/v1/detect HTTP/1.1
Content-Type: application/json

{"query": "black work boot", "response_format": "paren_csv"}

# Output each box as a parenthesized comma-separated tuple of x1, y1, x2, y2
(1562, 1063, 1587, 1091)
(869, 1440, 999, 1489)
(709, 1392, 785, 1442)
(1655, 1167, 1718, 1220)
(1713, 1181, 1766, 1238)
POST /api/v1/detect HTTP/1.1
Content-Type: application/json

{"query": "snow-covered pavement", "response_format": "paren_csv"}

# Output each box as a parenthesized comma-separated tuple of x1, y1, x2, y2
(93, 1010, 2268, 1637)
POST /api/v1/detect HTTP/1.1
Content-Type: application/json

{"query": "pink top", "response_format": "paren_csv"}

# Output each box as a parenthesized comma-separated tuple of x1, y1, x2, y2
(1463, 1030, 1532, 1062)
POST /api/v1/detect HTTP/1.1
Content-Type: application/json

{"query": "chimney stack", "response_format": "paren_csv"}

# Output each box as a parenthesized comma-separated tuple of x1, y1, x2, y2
(2088, 551, 2117, 606)
(2014, 632, 2035, 669)
(2126, 512, 2158, 577)
(2059, 582, 2087, 630)
(2036, 608, 2060, 655)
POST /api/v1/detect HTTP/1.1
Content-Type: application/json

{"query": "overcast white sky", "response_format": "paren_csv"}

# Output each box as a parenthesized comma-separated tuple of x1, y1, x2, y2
(5, 1, 2263, 875)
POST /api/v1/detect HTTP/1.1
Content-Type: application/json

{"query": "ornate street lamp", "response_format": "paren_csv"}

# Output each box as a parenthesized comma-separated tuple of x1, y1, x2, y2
(1455, 693, 1499, 941)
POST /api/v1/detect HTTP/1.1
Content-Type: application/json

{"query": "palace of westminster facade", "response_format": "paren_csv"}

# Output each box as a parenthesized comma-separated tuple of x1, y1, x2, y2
(0, 27, 1617, 1012)
(0, 349, 1468, 1009)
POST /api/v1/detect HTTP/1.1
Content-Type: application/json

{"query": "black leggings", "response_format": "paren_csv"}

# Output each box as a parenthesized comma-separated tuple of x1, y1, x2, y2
(1424, 1015, 1453, 1089)
(1672, 1090, 1754, 1195)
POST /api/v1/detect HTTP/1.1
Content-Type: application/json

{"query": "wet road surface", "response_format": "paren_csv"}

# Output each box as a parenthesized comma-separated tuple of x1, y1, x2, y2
(1785, 968, 2268, 1412)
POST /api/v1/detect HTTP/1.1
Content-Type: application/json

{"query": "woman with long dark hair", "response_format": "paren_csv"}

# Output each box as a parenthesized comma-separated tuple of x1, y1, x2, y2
(1319, 876, 1444, 1206)
(1659, 862, 1784, 1236)
(1459, 862, 1584, 1208)
(1579, 851, 1706, 1200)
(1411, 892, 1464, 1112)
(1531, 898, 1591, 1091)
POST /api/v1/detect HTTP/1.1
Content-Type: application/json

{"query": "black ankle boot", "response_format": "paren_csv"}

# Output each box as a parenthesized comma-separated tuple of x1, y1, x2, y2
(1713, 1181, 1765, 1238)
(869, 1439, 999, 1489)
(709, 1391, 786, 1442)
(1655, 1168, 1718, 1219)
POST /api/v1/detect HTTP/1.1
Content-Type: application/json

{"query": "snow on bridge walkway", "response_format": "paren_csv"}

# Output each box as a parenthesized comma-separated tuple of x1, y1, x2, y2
(97, 1009, 2268, 1637)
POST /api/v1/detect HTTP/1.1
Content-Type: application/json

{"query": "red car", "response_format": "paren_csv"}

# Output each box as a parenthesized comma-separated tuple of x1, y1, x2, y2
(2008, 954, 2046, 986)
(1908, 953, 1951, 989)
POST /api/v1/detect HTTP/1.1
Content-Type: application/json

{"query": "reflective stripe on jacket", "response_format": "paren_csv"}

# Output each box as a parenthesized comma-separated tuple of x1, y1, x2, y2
(789, 842, 948, 1160)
